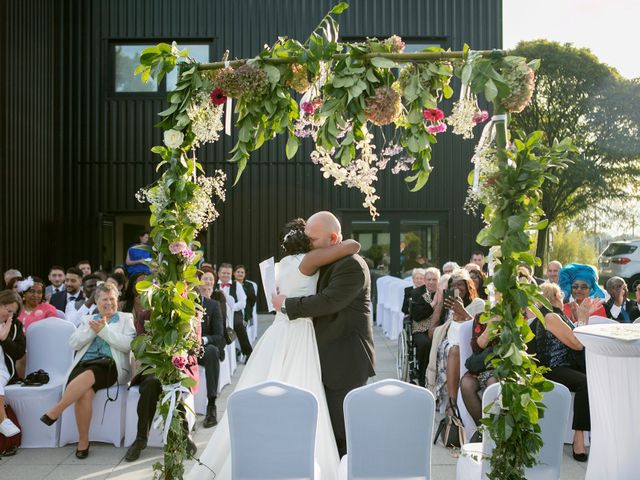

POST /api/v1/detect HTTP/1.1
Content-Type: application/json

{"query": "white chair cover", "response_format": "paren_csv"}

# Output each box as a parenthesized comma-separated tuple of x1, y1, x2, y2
(5, 318, 76, 447)
(376, 276, 392, 327)
(456, 381, 571, 480)
(124, 385, 195, 447)
(456, 319, 477, 442)
(55, 309, 66, 319)
(228, 380, 319, 479)
(589, 315, 617, 325)
(58, 383, 128, 447)
(339, 379, 435, 480)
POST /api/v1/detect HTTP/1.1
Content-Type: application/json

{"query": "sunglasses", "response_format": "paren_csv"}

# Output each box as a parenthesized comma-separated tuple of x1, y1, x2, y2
(571, 284, 590, 291)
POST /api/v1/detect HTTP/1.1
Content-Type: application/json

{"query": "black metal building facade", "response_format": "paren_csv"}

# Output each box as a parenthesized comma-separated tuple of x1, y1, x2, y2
(2, 0, 502, 292)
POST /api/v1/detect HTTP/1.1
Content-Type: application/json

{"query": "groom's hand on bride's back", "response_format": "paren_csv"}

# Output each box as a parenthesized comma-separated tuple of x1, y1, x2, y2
(272, 293, 286, 312)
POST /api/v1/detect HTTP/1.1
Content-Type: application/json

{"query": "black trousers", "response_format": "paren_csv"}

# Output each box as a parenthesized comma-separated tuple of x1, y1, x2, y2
(197, 343, 220, 401)
(233, 311, 253, 357)
(412, 331, 432, 387)
(545, 366, 590, 431)
(135, 373, 190, 440)
(325, 376, 369, 458)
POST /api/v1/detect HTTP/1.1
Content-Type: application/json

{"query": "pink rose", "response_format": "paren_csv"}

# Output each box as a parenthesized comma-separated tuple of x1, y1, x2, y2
(171, 355, 188, 370)
(301, 101, 316, 115)
(472, 110, 489, 125)
(169, 241, 188, 255)
(426, 122, 447, 134)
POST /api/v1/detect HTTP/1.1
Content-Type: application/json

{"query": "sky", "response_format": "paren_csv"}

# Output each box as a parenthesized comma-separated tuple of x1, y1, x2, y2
(503, 0, 640, 79)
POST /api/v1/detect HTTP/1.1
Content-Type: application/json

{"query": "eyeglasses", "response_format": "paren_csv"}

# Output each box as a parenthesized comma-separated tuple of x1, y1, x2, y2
(571, 284, 590, 291)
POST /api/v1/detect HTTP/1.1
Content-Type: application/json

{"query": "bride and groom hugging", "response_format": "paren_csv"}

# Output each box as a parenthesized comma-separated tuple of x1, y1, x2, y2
(187, 211, 376, 480)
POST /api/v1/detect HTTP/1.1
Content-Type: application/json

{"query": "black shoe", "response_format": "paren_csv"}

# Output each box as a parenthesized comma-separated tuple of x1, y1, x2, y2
(125, 438, 148, 462)
(572, 447, 588, 462)
(203, 403, 218, 428)
(40, 413, 57, 426)
(186, 435, 197, 457)
(75, 444, 90, 459)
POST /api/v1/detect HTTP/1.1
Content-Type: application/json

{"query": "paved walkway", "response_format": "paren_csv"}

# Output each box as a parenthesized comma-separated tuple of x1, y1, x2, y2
(3, 314, 587, 479)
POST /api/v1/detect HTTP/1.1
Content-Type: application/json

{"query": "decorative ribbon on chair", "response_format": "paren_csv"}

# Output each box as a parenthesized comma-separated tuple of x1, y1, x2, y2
(224, 60, 233, 136)
(153, 382, 192, 444)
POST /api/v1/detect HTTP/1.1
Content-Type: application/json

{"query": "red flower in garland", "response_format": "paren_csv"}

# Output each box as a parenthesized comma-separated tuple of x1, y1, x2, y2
(423, 108, 445, 122)
(210, 87, 227, 106)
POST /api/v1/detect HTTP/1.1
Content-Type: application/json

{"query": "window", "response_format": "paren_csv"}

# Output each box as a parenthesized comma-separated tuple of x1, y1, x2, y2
(351, 221, 391, 273)
(114, 43, 210, 93)
(400, 221, 439, 274)
(602, 243, 637, 257)
(115, 45, 159, 92)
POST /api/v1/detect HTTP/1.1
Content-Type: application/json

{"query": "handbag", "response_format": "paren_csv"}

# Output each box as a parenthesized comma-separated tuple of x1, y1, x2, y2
(433, 399, 466, 449)
(22, 369, 50, 386)
(223, 326, 237, 345)
(0, 404, 21, 456)
(465, 347, 493, 374)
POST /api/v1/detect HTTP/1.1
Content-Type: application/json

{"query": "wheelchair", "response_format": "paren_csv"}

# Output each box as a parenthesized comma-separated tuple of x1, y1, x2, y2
(397, 314, 419, 384)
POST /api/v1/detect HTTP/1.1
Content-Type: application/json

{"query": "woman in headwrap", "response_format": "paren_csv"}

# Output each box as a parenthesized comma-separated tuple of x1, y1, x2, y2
(558, 263, 606, 324)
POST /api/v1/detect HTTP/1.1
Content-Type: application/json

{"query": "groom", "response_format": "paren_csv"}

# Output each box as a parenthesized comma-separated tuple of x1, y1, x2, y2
(273, 211, 375, 457)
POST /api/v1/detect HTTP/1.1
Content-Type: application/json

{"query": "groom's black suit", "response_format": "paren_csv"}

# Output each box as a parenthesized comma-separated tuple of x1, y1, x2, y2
(286, 253, 375, 457)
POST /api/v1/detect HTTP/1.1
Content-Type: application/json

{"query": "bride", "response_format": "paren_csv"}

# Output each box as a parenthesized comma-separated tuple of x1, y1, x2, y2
(187, 218, 360, 480)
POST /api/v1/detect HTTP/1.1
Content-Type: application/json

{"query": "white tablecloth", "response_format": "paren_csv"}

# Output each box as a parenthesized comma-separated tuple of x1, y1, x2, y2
(574, 324, 640, 480)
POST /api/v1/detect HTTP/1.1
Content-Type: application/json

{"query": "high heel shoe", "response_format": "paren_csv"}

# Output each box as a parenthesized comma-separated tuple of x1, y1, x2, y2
(75, 444, 90, 459)
(40, 413, 57, 426)
(572, 446, 588, 462)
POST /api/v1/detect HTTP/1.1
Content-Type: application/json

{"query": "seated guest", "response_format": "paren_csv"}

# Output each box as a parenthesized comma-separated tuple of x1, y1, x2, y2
(65, 274, 101, 327)
(112, 265, 128, 289)
(409, 268, 441, 387)
(50, 267, 85, 312)
(120, 272, 146, 313)
(469, 251, 484, 271)
(40, 283, 136, 459)
(559, 263, 606, 324)
(531, 282, 590, 462)
(428, 270, 484, 411)
(603, 276, 639, 323)
(125, 232, 152, 276)
(3, 269, 22, 290)
(442, 261, 459, 275)
(234, 265, 257, 325)
(16, 276, 58, 331)
(460, 314, 497, 432)
(0, 290, 26, 437)
(402, 268, 426, 315)
(125, 297, 198, 461)
(45, 265, 66, 301)
(106, 272, 126, 298)
(200, 266, 217, 293)
(6, 276, 23, 292)
(77, 260, 92, 277)
(469, 269, 487, 300)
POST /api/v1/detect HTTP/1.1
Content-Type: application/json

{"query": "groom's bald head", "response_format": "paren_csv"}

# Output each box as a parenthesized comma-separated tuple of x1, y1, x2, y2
(305, 211, 342, 249)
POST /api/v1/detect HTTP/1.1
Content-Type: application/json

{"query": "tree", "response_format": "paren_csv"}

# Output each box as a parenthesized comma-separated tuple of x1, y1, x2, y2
(509, 40, 640, 273)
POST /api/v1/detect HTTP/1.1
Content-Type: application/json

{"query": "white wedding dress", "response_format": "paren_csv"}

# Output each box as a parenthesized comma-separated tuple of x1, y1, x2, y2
(187, 254, 340, 480)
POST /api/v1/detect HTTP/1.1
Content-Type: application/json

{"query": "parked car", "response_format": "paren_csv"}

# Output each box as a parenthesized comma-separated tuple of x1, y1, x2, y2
(599, 240, 640, 290)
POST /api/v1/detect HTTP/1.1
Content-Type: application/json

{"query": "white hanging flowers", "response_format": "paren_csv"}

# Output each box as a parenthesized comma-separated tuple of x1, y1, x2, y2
(185, 171, 227, 231)
(186, 91, 224, 147)
(163, 129, 184, 149)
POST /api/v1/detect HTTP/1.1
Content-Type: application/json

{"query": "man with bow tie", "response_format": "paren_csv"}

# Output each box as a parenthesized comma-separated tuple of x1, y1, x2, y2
(49, 267, 85, 312)
(217, 263, 252, 361)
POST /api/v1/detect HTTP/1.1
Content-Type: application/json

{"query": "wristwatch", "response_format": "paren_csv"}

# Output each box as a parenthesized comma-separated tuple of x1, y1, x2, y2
(280, 304, 287, 315)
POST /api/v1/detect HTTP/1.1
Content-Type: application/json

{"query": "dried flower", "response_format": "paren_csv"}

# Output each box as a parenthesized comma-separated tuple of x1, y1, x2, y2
(501, 59, 535, 113)
(472, 110, 489, 125)
(426, 122, 447, 134)
(210, 87, 227, 106)
(385, 35, 405, 53)
(171, 355, 188, 370)
(287, 63, 313, 94)
(163, 129, 184, 149)
(365, 86, 402, 126)
(423, 108, 445, 122)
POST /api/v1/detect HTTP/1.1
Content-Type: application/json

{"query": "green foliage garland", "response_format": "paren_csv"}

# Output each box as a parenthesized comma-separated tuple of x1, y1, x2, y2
(132, 3, 575, 478)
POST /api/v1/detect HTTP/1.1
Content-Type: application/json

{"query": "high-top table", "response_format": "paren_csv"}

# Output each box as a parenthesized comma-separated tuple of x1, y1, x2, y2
(574, 323, 640, 480)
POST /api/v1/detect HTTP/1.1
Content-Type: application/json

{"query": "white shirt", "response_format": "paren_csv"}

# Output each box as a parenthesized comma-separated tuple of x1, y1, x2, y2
(610, 301, 627, 320)
(218, 281, 247, 312)
(65, 302, 97, 327)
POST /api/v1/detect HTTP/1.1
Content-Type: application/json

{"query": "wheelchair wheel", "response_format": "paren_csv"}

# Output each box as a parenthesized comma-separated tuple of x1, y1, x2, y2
(397, 329, 410, 382)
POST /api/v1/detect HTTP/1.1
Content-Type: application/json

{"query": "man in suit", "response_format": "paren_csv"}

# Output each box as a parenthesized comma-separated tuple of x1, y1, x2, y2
(198, 293, 226, 428)
(273, 211, 375, 457)
(604, 276, 640, 323)
(45, 265, 65, 301)
(217, 263, 252, 360)
(49, 267, 84, 311)
(65, 274, 100, 326)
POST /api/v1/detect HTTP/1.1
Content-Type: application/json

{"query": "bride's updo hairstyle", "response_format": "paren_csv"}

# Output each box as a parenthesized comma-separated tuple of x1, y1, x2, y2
(281, 218, 311, 255)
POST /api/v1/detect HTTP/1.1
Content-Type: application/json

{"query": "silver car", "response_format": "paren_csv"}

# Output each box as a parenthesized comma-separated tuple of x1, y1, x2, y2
(599, 240, 640, 290)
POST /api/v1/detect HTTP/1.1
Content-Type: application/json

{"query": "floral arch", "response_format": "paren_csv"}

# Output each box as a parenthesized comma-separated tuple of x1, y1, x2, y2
(133, 3, 573, 479)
